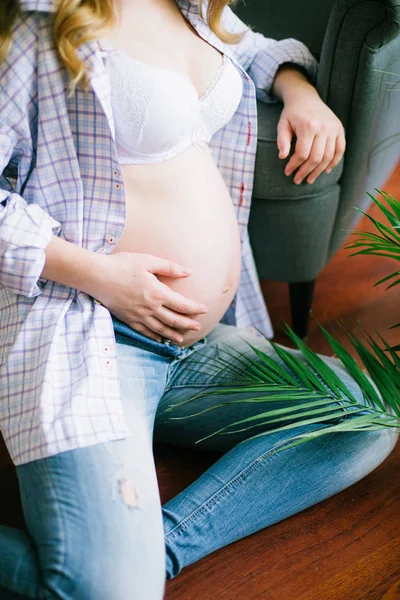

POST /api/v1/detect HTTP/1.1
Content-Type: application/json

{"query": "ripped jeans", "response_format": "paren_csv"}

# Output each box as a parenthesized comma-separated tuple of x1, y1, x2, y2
(0, 320, 398, 600)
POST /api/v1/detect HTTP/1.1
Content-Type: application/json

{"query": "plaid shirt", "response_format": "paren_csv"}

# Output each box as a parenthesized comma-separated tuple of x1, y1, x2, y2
(0, 0, 318, 465)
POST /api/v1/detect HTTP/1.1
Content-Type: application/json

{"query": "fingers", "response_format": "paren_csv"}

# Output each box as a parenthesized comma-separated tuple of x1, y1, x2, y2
(158, 285, 208, 315)
(156, 306, 201, 333)
(326, 133, 346, 174)
(147, 256, 192, 278)
(282, 122, 346, 184)
(277, 117, 293, 159)
(284, 126, 315, 178)
(304, 135, 336, 184)
(291, 133, 327, 184)
(129, 322, 163, 343)
(134, 278, 208, 343)
(146, 316, 184, 344)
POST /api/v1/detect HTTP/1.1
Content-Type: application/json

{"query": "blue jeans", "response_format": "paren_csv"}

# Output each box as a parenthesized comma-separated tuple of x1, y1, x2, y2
(0, 319, 398, 599)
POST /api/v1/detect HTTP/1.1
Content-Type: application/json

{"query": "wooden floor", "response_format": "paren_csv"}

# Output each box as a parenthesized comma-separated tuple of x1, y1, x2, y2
(1, 164, 399, 599)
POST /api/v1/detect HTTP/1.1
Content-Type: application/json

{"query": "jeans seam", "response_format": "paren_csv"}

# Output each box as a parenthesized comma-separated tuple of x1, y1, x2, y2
(165, 360, 181, 390)
(164, 379, 249, 393)
(39, 458, 71, 599)
(164, 360, 357, 397)
(164, 422, 333, 541)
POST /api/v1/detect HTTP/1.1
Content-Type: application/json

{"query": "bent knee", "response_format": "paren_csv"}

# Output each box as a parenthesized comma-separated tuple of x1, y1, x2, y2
(42, 551, 166, 600)
(370, 426, 399, 463)
(341, 426, 399, 486)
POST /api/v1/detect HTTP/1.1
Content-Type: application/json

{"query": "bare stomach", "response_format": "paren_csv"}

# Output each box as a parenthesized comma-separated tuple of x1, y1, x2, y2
(110, 144, 242, 347)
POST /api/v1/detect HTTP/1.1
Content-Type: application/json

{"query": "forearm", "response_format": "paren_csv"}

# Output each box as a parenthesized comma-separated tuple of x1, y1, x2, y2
(271, 63, 320, 104)
(41, 235, 104, 297)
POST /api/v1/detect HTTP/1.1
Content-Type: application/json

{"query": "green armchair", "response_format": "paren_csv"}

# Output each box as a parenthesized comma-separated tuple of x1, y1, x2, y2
(233, 0, 400, 337)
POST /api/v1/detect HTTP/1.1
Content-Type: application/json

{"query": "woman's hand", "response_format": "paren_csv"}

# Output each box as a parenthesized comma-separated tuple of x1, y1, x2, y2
(272, 65, 346, 184)
(89, 252, 208, 344)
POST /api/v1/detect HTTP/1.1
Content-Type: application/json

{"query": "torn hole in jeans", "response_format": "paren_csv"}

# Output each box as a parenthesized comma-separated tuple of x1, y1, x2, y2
(119, 478, 139, 508)
(104, 443, 141, 509)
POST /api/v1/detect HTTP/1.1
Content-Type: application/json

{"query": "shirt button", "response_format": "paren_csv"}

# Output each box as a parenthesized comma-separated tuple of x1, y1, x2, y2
(115, 183, 121, 190)
(103, 347, 109, 353)
(107, 236, 115, 244)
(105, 359, 111, 367)
(97, 247, 107, 253)
(113, 170, 119, 176)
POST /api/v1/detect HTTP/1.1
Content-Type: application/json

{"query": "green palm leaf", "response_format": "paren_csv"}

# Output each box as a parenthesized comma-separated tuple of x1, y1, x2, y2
(165, 189, 400, 454)
(345, 189, 400, 298)
(166, 323, 400, 452)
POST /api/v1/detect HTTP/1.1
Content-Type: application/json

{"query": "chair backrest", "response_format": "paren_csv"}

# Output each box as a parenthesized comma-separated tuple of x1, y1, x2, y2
(232, 0, 336, 59)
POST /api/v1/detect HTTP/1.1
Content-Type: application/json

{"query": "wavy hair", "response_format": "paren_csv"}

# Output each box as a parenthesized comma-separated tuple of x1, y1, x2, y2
(0, 0, 246, 92)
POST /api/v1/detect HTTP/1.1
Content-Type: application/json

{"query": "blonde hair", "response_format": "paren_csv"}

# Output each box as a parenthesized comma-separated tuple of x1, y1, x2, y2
(0, 0, 246, 93)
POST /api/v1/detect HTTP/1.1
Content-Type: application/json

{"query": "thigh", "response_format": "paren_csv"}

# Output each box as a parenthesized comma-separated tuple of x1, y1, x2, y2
(14, 433, 165, 600)
(154, 323, 386, 453)
(10, 343, 171, 600)
(115, 340, 172, 437)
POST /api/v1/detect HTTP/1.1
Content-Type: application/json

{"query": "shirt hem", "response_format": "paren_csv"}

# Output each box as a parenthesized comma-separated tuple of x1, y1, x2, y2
(10, 428, 132, 467)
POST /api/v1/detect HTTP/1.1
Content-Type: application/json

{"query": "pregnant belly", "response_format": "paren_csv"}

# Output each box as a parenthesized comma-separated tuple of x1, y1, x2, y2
(110, 145, 242, 347)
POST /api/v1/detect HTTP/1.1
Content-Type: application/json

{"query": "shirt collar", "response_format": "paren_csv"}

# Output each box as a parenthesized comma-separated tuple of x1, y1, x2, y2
(19, 0, 198, 12)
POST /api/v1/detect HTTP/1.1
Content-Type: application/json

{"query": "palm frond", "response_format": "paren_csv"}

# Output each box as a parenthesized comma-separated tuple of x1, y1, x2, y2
(166, 323, 400, 453)
(165, 190, 400, 454)
(345, 189, 400, 336)
(345, 190, 400, 266)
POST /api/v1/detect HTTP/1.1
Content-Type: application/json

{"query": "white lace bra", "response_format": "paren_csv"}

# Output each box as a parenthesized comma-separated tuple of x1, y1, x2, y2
(99, 40, 243, 164)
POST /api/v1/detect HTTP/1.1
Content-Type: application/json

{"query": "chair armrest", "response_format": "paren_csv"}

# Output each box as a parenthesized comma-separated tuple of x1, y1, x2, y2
(316, 0, 400, 254)
(317, 0, 400, 125)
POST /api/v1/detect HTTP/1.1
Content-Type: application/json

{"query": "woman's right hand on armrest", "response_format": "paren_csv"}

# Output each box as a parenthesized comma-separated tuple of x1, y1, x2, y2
(42, 236, 208, 344)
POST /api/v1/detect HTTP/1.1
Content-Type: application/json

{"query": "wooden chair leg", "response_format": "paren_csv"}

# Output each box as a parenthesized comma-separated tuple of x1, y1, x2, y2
(289, 280, 315, 340)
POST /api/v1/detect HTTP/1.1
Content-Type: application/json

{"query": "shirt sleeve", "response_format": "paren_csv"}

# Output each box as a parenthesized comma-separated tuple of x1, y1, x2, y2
(220, 5, 319, 103)
(0, 122, 62, 298)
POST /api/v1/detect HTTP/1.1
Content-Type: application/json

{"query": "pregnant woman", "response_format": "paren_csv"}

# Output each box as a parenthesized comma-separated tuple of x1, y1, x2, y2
(0, 0, 398, 598)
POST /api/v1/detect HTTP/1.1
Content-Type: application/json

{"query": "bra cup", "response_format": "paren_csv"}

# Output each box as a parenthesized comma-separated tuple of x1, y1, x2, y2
(108, 54, 154, 156)
(105, 48, 244, 164)
(108, 52, 199, 162)
(200, 60, 243, 141)
(137, 70, 199, 157)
